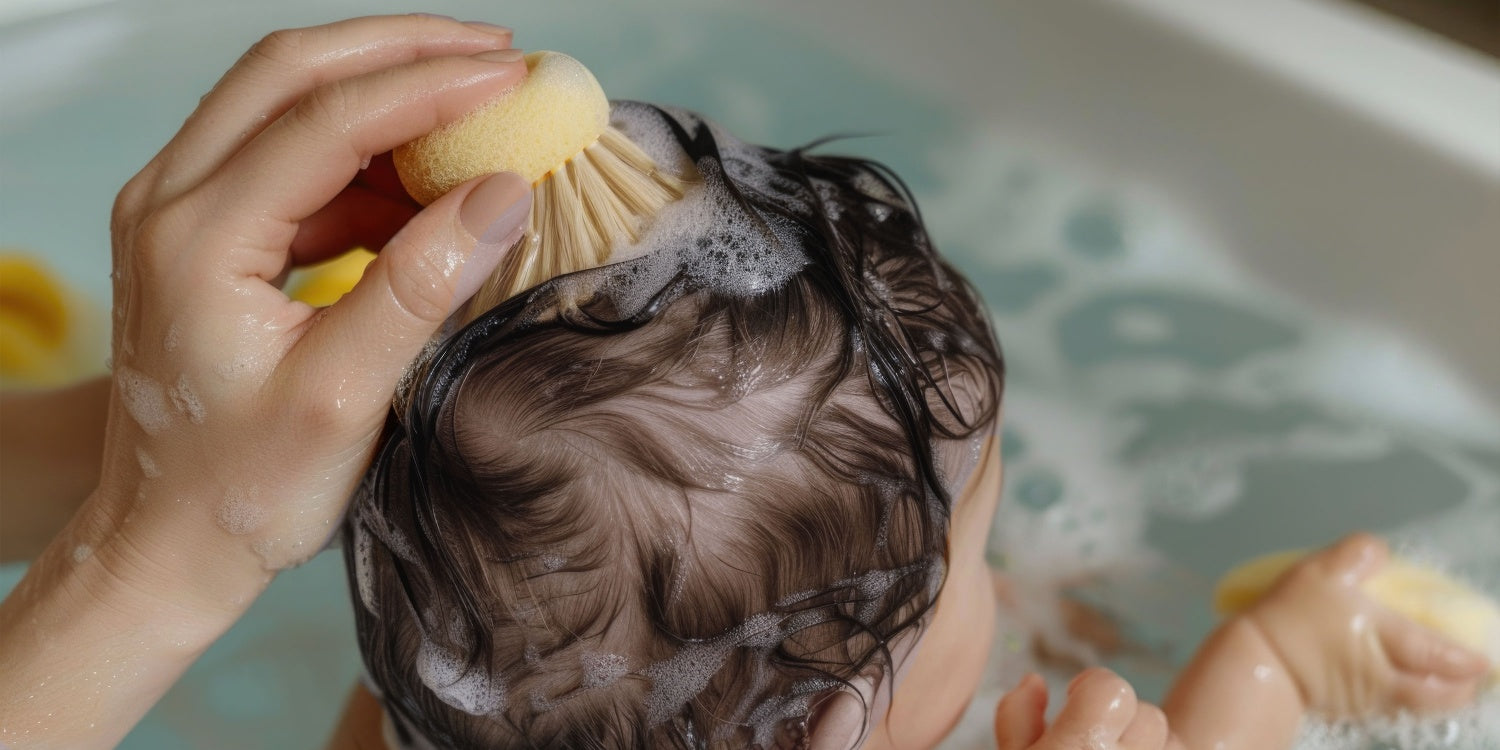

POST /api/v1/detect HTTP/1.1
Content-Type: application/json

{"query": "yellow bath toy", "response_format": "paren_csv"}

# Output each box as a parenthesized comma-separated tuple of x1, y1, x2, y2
(0, 253, 97, 387)
(1216, 548, 1500, 682)
(285, 248, 377, 307)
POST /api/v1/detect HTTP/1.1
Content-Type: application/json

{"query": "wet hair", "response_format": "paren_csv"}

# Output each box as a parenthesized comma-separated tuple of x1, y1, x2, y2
(342, 103, 1004, 749)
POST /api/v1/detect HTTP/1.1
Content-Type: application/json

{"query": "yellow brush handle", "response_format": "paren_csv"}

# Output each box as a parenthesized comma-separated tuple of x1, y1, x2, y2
(1215, 548, 1500, 681)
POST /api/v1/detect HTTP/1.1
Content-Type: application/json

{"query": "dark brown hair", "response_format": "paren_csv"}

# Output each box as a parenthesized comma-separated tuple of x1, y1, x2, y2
(342, 104, 1004, 749)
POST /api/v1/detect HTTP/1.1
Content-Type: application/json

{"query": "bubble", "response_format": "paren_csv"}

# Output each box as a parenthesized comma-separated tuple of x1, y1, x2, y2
(415, 639, 506, 716)
(115, 366, 171, 434)
(1292, 692, 1500, 749)
(596, 104, 811, 318)
(135, 448, 161, 479)
(167, 374, 205, 424)
(72, 544, 92, 563)
(215, 488, 267, 535)
(539, 552, 566, 572)
(643, 640, 735, 725)
(580, 651, 630, 689)
(353, 523, 377, 614)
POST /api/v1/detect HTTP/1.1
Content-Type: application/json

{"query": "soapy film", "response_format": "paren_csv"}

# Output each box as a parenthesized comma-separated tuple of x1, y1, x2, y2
(344, 102, 1004, 747)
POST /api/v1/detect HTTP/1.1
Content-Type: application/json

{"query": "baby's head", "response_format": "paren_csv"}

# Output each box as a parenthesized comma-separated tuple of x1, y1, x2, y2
(343, 104, 1004, 748)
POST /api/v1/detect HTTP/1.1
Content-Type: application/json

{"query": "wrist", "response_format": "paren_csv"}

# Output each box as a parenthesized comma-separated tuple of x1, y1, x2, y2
(79, 478, 277, 626)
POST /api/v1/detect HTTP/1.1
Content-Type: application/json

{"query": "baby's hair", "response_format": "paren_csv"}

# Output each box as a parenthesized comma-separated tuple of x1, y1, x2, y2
(343, 104, 1004, 749)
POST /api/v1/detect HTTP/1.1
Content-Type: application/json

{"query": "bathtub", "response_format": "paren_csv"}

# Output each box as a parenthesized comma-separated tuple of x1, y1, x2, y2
(2, 0, 1496, 747)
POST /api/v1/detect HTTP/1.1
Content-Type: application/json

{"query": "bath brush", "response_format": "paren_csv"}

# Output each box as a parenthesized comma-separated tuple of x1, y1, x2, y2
(1215, 549, 1500, 682)
(394, 50, 686, 311)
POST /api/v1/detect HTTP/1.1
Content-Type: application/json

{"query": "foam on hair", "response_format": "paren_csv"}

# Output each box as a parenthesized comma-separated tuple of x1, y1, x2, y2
(345, 103, 1003, 748)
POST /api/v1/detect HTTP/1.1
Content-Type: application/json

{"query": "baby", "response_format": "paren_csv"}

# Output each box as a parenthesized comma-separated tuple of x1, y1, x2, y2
(330, 105, 1489, 749)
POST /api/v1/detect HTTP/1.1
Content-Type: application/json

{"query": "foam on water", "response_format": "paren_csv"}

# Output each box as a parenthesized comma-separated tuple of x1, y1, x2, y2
(1293, 692, 1500, 750)
(415, 638, 506, 716)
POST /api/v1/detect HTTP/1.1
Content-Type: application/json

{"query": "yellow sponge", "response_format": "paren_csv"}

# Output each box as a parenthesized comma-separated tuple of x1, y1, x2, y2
(1216, 548, 1500, 682)
(394, 51, 610, 205)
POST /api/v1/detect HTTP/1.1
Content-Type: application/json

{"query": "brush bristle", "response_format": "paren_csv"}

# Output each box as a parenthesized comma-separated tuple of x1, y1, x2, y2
(464, 126, 689, 316)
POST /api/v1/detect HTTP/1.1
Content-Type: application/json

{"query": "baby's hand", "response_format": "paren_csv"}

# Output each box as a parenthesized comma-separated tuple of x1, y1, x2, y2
(1245, 533, 1490, 717)
(994, 668, 1185, 750)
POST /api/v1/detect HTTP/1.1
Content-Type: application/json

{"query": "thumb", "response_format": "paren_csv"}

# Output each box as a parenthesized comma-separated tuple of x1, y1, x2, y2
(994, 673, 1048, 749)
(287, 171, 530, 403)
(1314, 532, 1389, 587)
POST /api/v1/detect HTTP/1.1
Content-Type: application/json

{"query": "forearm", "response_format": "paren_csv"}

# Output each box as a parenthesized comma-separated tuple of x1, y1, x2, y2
(0, 377, 109, 561)
(0, 485, 272, 749)
(1161, 616, 1306, 750)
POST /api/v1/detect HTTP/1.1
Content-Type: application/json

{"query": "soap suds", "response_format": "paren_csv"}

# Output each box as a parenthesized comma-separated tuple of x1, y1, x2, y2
(116, 366, 171, 434)
(163, 323, 181, 352)
(215, 487, 267, 535)
(353, 522, 377, 613)
(135, 447, 161, 479)
(580, 651, 630, 689)
(594, 104, 811, 319)
(415, 639, 506, 716)
(167, 374, 205, 424)
(72, 544, 92, 563)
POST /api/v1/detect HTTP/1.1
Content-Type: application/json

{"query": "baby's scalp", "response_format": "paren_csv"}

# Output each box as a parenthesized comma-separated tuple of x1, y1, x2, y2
(344, 103, 1003, 748)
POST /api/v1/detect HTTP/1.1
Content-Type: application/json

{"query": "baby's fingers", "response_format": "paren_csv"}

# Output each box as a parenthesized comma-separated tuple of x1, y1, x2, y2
(994, 673, 1047, 750)
(1048, 668, 1138, 745)
(1392, 672, 1483, 714)
(1380, 614, 1490, 681)
(1116, 700, 1169, 749)
(1308, 532, 1389, 588)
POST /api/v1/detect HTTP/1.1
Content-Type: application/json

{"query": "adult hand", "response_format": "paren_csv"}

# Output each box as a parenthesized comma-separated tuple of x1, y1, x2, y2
(1245, 533, 1491, 717)
(0, 15, 533, 748)
(994, 668, 1185, 750)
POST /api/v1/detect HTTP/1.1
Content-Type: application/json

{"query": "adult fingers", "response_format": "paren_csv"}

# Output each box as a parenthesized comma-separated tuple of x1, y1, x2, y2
(1047, 668, 1138, 745)
(278, 171, 530, 416)
(994, 673, 1048, 750)
(144, 15, 512, 208)
(287, 183, 419, 267)
(1116, 700, 1169, 750)
(1379, 614, 1491, 680)
(194, 49, 527, 283)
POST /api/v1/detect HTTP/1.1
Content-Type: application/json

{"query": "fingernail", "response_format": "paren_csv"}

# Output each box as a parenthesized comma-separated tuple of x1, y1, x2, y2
(473, 48, 525, 63)
(1066, 669, 1090, 696)
(463, 21, 513, 36)
(410, 12, 456, 21)
(454, 172, 531, 309)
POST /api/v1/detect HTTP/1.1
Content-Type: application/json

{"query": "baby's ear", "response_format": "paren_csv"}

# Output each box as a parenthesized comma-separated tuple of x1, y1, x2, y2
(806, 688, 870, 750)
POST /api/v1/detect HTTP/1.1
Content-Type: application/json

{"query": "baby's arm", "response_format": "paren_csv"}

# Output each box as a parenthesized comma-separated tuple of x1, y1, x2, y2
(1162, 534, 1490, 750)
(0, 377, 109, 561)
